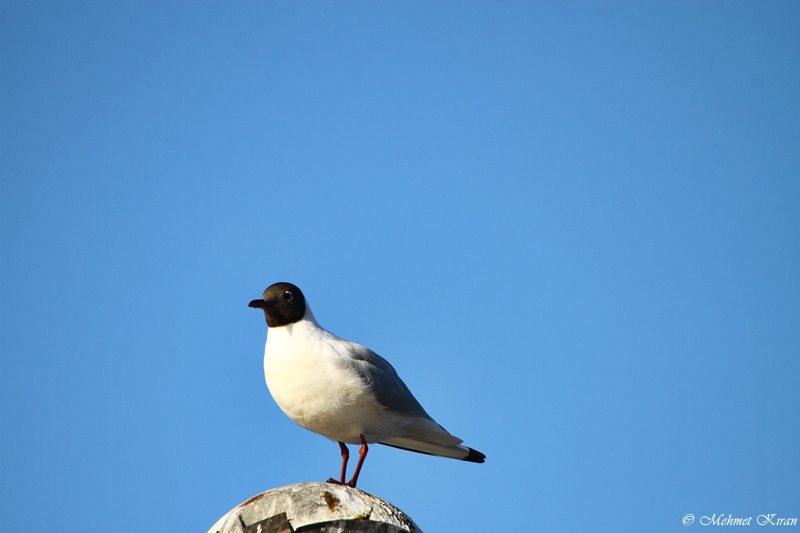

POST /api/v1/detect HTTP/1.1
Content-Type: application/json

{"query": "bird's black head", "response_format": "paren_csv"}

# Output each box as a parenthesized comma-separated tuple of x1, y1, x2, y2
(248, 282, 307, 327)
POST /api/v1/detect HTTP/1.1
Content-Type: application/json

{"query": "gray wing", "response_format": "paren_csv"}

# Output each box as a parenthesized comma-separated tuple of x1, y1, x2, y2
(339, 344, 432, 419)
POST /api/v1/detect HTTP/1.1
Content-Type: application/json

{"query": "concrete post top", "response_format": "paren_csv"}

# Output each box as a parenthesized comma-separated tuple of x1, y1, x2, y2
(208, 482, 423, 533)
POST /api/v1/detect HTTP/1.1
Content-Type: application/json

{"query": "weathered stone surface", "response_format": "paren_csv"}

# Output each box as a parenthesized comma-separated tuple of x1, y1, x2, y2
(208, 482, 422, 533)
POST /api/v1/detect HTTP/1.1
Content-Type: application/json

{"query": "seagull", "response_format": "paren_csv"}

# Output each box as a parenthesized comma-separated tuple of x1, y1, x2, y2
(249, 282, 485, 488)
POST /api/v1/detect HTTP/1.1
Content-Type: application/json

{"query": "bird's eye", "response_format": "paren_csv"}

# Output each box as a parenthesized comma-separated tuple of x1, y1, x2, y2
(283, 291, 293, 301)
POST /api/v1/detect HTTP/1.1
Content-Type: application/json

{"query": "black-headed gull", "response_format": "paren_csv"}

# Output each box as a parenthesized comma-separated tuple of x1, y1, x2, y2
(249, 282, 485, 488)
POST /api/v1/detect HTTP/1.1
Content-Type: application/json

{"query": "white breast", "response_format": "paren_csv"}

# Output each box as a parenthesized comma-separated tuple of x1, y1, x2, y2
(263, 311, 392, 444)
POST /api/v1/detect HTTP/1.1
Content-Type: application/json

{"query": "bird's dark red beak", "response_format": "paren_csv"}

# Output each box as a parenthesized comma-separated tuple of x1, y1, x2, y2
(249, 299, 267, 309)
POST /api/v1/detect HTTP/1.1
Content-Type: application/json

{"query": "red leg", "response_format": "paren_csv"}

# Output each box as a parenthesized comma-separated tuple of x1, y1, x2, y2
(327, 442, 349, 485)
(346, 435, 368, 488)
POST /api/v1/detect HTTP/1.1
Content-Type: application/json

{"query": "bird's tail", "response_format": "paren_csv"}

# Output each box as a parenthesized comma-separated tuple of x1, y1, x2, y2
(380, 437, 486, 463)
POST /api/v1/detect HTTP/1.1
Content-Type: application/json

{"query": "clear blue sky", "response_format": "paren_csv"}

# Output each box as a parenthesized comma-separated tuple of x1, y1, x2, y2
(2, 2, 798, 531)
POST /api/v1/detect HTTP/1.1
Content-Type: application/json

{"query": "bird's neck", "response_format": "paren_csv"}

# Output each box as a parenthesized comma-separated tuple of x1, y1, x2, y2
(267, 305, 323, 341)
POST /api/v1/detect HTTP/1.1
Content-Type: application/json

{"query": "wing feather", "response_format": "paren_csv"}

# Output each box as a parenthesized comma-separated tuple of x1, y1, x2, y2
(332, 342, 430, 419)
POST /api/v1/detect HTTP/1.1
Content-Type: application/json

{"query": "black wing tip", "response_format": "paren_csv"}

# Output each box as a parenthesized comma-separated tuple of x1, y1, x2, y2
(464, 447, 486, 463)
